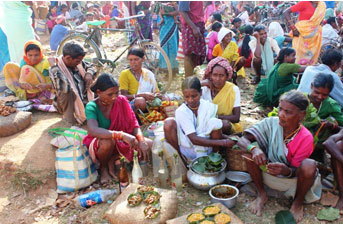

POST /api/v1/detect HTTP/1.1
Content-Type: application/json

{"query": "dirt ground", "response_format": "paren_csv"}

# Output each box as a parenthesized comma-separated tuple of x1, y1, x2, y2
(0, 30, 342, 224)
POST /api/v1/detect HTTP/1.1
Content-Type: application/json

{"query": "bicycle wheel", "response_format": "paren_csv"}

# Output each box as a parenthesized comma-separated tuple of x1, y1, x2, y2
(141, 41, 172, 93)
(318, 43, 336, 63)
(56, 33, 102, 72)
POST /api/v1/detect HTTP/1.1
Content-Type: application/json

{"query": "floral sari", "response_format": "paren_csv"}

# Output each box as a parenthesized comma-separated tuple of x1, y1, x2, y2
(290, 1, 326, 65)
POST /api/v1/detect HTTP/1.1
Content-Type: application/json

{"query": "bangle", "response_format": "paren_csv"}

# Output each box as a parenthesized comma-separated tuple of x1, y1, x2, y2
(112, 131, 123, 140)
(136, 134, 145, 142)
(246, 144, 256, 153)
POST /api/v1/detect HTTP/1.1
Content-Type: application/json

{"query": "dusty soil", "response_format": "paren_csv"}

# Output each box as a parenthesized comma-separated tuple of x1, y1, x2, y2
(0, 30, 342, 224)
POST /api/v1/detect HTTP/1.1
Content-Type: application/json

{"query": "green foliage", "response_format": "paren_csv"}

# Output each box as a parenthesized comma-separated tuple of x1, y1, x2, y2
(317, 207, 340, 221)
(275, 210, 296, 224)
(192, 153, 224, 173)
(259, 165, 267, 172)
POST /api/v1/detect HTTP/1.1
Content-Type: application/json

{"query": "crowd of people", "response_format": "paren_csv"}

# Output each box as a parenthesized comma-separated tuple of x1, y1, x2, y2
(1, 1, 343, 223)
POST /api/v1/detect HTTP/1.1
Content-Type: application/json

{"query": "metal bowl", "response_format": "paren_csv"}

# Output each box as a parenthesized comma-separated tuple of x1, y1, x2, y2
(187, 156, 227, 191)
(209, 184, 239, 209)
(226, 171, 252, 185)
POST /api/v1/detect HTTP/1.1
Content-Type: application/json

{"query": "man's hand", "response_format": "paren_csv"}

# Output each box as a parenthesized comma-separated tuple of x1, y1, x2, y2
(253, 31, 260, 40)
(192, 26, 201, 39)
(84, 72, 93, 89)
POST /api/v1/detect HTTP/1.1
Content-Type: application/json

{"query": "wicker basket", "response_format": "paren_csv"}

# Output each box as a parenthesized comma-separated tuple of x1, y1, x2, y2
(226, 147, 248, 172)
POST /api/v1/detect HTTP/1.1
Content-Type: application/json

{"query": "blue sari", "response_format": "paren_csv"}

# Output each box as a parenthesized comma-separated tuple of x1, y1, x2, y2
(159, 15, 178, 69)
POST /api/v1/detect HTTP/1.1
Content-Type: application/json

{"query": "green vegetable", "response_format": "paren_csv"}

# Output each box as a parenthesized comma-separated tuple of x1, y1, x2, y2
(317, 207, 340, 221)
(259, 165, 267, 172)
(193, 162, 206, 173)
(208, 152, 223, 166)
(275, 210, 296, 224)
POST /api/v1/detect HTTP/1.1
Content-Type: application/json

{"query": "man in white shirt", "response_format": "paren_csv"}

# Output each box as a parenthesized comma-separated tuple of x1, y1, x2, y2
(249, 25, 280, 84)
(322, 17, 340, 46)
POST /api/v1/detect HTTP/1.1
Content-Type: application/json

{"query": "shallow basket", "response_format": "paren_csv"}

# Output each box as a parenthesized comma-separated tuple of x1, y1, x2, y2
(226, 147, 248, 172)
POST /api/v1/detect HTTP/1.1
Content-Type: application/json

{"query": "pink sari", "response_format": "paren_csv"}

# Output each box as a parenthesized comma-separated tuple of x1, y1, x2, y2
(83, 95, 140, 163)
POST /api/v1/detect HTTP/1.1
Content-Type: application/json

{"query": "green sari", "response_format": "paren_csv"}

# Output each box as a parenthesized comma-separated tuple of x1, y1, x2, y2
(254, 63, 300, 107)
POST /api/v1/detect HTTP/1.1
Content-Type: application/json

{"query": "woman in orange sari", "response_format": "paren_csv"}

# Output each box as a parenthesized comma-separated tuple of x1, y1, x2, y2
(284, 1, 326, 66)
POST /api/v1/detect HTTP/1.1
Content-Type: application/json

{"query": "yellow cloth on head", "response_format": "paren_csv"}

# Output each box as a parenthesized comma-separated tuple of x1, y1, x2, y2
(290, 1, 326, 65)
(212, 82, 242, 133)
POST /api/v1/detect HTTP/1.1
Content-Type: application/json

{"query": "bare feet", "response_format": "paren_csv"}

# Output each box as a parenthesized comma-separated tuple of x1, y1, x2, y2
(335, 197, 343, 210)
(249, 192, 268, 216)
(290, 202, 303, 223)
(100, 167, 111, 184)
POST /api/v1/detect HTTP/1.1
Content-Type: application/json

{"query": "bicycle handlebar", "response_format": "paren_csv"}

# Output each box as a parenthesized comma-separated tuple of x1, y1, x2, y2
(111, 11, 145, 21)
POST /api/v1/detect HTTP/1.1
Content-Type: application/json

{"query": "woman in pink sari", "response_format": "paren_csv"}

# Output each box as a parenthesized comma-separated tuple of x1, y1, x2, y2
(83, 73, 152, 184)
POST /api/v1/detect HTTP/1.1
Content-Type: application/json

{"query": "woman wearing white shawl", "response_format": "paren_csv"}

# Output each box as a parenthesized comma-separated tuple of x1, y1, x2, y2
(268, 22, 292, 49)
(163, 76, 235, 164)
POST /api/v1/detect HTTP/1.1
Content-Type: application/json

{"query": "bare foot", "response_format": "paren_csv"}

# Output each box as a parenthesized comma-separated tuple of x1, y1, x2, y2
(249, 192, 268, 216)
(100, 167, 111, 184)
(335, 197, 343, 210)
(290, 203, 303, 223)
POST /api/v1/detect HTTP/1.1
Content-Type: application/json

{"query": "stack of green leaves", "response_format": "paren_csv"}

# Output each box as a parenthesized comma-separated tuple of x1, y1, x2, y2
(192, 153, 224, 173)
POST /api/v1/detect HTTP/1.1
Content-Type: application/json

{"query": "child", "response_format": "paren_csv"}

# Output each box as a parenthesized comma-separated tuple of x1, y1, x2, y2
(153, 2, 178, 26)
(206, 22, 222, 61)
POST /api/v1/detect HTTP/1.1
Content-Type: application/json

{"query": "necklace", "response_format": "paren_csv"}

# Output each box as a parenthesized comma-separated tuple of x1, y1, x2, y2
(130, 69, 141, 81)
(283, 124, 302, 143)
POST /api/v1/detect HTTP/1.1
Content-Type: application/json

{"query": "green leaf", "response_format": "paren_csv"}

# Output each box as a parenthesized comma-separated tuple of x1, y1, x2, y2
(232, 144, 240, 150)
(193, 162, 206, 173)
(317, 207, 340, 221)
(208, 152, 223, 164)
(275, 210, 296, 224)
(259, 165, 267, 172)
(197, 157, 208, 164)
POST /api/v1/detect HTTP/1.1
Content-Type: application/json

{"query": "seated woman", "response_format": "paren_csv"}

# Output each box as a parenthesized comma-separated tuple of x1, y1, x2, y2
(212, 27, 246, 84)
(231, 18, 243, 42)
(305, 73, 343, 160)
(239, 25, 254, 68)
(119, 47, 160, 113)
(83, 73, 152, 184)
(238, 90, 321, 222)
(253, 47, 306, 108)
(3, 40, 53, 100)
(202, 57, 242, 134)
(163, 76, 235, 164)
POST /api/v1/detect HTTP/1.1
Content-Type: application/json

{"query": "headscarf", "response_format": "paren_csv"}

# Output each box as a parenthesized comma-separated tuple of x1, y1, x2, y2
(203, 57, 233, 80)
(23, 40, 44, 66)
(217, 27, 235, 42)
(268, 22, 284, 38)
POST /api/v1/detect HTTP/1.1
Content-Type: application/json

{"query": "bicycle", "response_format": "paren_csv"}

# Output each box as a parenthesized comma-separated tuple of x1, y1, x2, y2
(319, 37, 343, 63)
(56, 12, 173, 93)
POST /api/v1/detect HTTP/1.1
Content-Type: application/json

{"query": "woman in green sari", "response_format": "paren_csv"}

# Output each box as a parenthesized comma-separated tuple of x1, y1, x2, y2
(253, 47, 306, 107)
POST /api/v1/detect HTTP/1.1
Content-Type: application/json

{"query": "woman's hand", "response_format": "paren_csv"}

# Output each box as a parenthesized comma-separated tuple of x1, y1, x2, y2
(122, 133, 138, 148)
(267, 162, 290, 176)
(154, 93, 163, 99)
(140, 93, 155, 101)
(138, 141, 150, 162)
(251, 148, 267, 166)
(20, 83, 33, 90)
(223, 138, 236, 148)
(292, 28, 300, 37)
(36, 83, 51, 91)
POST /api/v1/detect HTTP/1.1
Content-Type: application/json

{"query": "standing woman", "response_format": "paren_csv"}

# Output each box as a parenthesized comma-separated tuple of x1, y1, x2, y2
(284, 1, 326, 66)
(130, 2, 153, 40)
(158, 2, 179, 74)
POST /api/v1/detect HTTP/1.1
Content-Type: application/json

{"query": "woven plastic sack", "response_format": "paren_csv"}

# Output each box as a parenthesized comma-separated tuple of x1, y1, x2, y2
(49, 126, 87, 148)
(55, 133, 98, 193)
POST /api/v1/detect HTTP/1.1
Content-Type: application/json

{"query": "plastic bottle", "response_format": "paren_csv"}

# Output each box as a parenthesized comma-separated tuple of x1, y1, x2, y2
(119, 157, 129, 192)
(74, 189, 116, 208)
(171, 153, 182, 192)
(157, 151, 170, 189)
(152, 136, 164, 178)
(132, 150, 143, 184)
(163, 141, 188, 182)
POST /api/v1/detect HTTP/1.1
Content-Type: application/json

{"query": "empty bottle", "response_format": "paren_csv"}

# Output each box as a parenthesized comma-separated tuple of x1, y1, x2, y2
(171, 153, 182, 192)
(74, 189, 116, 208)
(132, 150, 143, 184)
(158, 151, 170, 189)
(152, 136, 164, 178)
